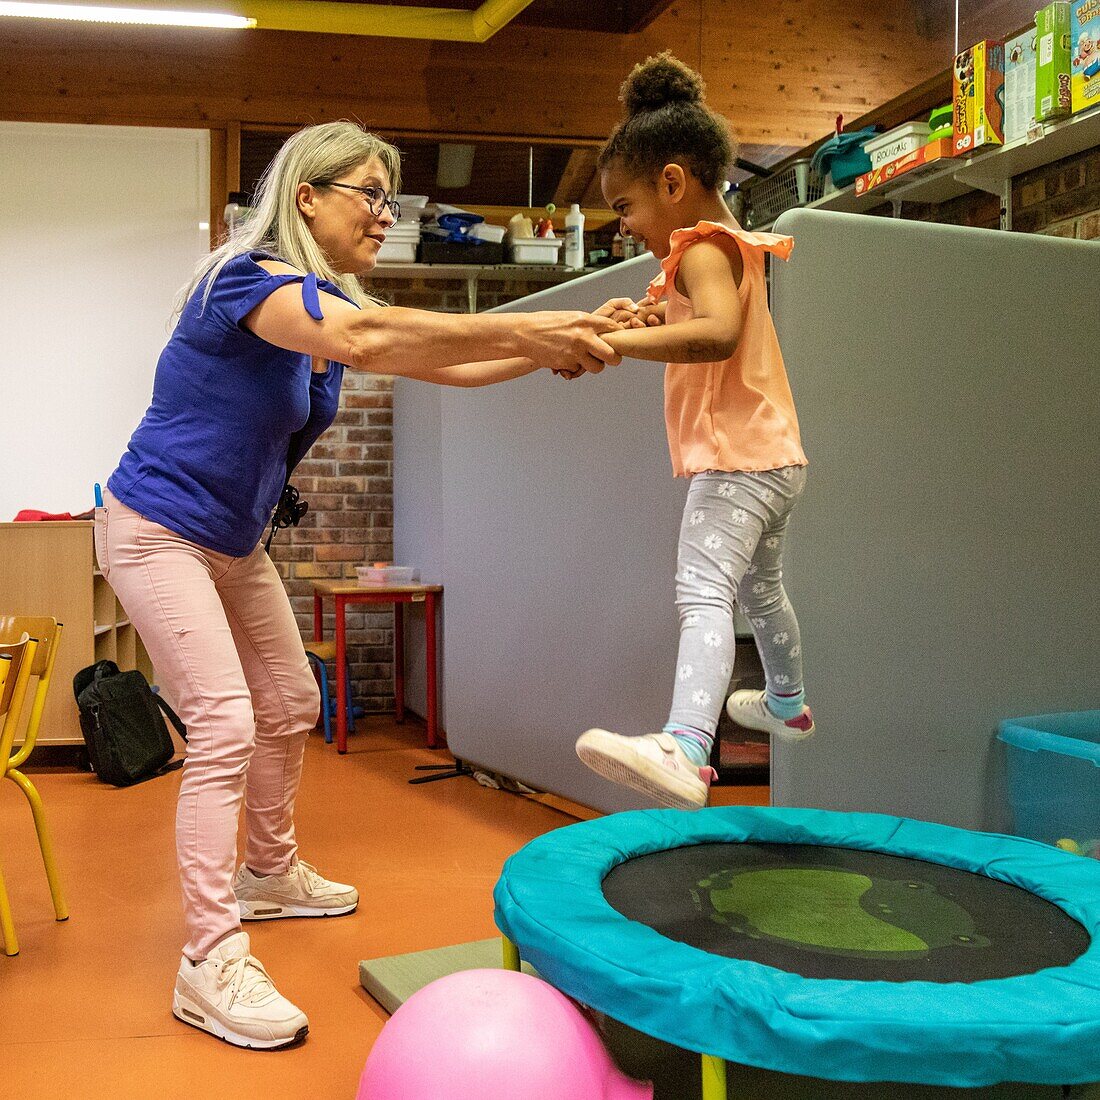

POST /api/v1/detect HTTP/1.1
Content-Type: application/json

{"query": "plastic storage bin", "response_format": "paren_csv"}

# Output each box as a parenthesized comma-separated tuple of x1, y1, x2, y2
(377, 223, 421, 264)
(421, 239, 503, 265)
(356, 565, 418, 586)
(377, 240, 419, 263)
(997, 711, 1100, 857)
(509, 236, 563, 264)
(863, 122, 932, 168)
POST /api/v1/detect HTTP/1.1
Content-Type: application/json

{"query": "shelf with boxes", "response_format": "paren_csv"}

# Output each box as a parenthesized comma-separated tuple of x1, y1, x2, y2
(753, 82, 1100, 230)
(791, 99, 1100, 225)
(749, 1, 1100, 232)
(954, 99, 1100, 193)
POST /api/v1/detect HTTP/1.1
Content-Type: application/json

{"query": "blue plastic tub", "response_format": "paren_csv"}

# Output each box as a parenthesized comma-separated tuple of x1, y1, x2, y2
(998, 711, 1100, 858)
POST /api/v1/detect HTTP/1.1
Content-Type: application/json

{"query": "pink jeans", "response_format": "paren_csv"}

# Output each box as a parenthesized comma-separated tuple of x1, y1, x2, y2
(95, 490, 319, 961)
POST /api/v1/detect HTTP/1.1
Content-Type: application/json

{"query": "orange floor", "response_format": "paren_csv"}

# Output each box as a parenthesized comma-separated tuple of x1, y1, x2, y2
(0, 719, 765, 1099)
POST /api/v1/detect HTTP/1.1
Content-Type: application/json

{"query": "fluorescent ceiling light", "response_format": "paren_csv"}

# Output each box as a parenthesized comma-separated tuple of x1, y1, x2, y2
(0, 2, 255, 27)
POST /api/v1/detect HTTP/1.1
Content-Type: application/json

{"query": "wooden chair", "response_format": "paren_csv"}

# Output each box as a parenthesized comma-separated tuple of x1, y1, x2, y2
(0, 618, 69, 956)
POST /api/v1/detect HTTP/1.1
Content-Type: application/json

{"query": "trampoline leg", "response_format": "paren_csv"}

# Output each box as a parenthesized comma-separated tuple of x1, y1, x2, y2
(501, 936, 521, 972)
(701, 1054, 726, 1100)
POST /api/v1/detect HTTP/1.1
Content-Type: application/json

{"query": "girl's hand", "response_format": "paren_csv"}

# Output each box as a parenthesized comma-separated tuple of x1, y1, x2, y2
(594, 297, 637, 318)
(594, 297, 647, 328)
(635, 296, 666, 327)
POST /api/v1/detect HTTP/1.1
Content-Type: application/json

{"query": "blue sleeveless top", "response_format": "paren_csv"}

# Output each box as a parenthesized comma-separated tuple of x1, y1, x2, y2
(108, 251, 358, 557)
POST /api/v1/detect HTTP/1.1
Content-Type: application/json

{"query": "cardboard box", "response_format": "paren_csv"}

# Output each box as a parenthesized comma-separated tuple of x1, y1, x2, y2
(1005, 30, 1038, 141)
(953, 40, 1006, 154)
(1071, 0, 1100, 113)
(853, 138, 955, 196)
(1036, 3, 1073, 122)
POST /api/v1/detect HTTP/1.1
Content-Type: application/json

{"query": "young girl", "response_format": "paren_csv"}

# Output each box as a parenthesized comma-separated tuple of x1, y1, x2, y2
(576, 53, 814, 811)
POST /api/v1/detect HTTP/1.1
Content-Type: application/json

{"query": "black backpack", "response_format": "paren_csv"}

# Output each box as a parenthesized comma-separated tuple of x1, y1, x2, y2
(73, 661, 187, 787)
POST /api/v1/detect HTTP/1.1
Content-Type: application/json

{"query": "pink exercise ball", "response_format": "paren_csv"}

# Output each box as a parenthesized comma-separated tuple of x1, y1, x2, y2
(357, 969, 652, 1100)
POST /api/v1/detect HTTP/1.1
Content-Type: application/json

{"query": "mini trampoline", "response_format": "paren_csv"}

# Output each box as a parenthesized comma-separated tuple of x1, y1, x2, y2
(493, 807, 1100, 1097)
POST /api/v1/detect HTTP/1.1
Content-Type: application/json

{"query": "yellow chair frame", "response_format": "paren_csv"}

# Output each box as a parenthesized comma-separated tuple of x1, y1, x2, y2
(0, 652, 12, 954)
(0, 618, 69, 956)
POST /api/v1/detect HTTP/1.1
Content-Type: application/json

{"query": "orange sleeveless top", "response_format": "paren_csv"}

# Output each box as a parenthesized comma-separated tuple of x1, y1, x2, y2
(646, 221, 807, 478)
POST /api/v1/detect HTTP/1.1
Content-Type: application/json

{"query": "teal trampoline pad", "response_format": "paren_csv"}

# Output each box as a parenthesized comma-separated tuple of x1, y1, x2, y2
(493, 806, 1100, 1087)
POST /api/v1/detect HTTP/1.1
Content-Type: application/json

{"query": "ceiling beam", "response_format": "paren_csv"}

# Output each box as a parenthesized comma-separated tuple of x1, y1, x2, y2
(622, 0, 677, 33)
(552, 147, 599, 207)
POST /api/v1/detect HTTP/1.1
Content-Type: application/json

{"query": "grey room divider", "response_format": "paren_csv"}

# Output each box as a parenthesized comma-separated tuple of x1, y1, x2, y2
(395, 214, 1098, 826)
(394, 254, 696, 813)
(769, 209, 1098, 829)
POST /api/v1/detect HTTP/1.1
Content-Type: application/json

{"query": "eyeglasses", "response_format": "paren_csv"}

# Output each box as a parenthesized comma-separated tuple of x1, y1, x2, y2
(312, 181, 400, 221)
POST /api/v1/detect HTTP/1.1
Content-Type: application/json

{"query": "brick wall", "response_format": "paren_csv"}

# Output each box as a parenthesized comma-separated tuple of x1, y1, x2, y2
(272, 271, 575, 713)
(1010, 145, 1100, 240)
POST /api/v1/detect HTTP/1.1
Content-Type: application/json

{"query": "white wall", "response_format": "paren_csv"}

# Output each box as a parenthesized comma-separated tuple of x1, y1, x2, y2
(1, 122, 210, 518)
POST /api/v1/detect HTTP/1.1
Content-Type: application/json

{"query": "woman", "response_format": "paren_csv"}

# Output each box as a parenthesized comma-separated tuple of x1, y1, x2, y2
(95, 120, 619, 1050)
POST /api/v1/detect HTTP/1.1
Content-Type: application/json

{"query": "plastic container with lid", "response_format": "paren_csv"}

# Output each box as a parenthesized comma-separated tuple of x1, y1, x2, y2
(509, 236, 564, 264)
(356, 567, 415, 585)
(997, 710, 1100, 857)
(356, 564, 419, 586)
(863, 122, 933, 169)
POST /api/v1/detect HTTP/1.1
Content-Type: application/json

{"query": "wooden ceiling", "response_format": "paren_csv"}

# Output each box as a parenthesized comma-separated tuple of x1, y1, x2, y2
(243, 131, 581, 208)
(325, 0, 677, 34)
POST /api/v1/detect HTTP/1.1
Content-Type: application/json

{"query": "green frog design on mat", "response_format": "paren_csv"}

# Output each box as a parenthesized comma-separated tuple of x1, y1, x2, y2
(693, 867, 990, 959)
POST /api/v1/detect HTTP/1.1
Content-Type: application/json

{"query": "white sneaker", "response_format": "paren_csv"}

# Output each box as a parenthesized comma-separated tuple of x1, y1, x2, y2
(725, 689, 816, 742)
(575, 729, 717, 810)
(172, 931, 309, 1050)
(234, 859, 358, 920)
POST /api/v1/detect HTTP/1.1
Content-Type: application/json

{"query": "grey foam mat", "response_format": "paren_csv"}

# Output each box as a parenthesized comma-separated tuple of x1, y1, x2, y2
(359, 937, 536, 1015)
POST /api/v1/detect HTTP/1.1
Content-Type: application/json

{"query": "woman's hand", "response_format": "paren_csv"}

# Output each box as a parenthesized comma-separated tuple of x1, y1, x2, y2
(517, 311, 623, 376)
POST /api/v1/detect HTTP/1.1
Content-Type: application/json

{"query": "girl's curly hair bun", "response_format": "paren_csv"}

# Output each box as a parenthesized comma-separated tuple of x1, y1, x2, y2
(622, 52, 705, 116)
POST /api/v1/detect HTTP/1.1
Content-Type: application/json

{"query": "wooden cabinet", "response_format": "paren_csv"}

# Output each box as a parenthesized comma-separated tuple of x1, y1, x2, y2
(0, 521, 152, 747)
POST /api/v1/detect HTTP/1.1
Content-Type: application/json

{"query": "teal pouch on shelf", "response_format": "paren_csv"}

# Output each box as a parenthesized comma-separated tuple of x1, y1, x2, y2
(810, 127, 878, 188)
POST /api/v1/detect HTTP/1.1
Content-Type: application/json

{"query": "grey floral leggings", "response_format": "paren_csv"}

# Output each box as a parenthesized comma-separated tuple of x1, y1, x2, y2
(668, 466, 808, 734)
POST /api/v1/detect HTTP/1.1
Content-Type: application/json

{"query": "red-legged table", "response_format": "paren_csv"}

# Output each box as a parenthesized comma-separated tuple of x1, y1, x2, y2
(311, 581, 443, 754)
